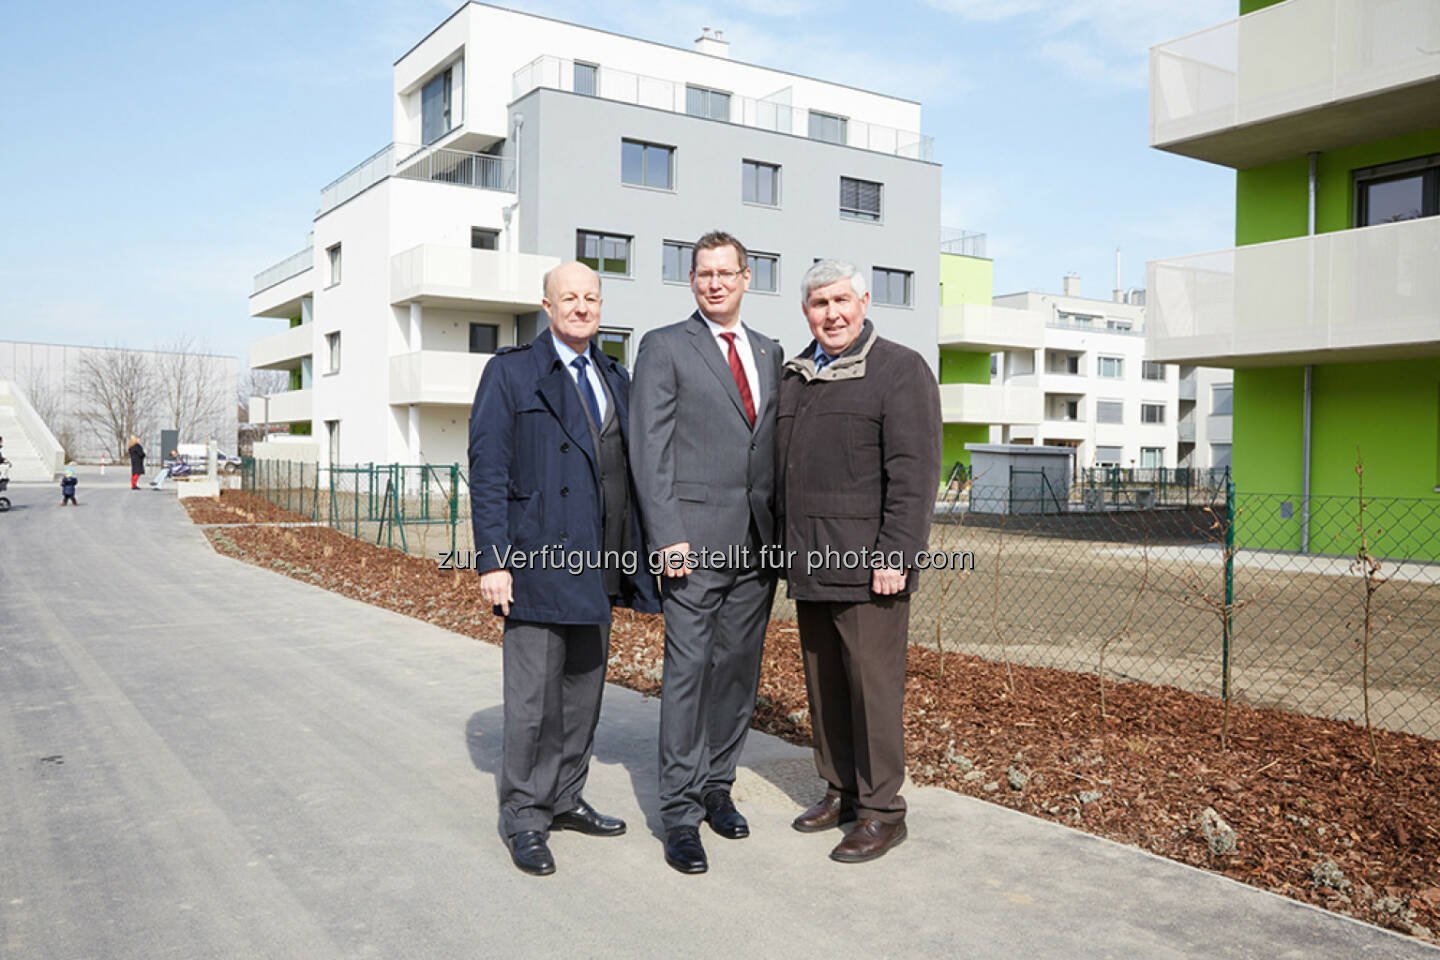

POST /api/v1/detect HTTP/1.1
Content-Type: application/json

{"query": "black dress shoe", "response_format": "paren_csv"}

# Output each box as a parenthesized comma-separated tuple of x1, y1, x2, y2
(551, 798, 626, 837)
(702, 790, 749, 839)
(664, 825, 708, 874)
(509, 830, 556, 876)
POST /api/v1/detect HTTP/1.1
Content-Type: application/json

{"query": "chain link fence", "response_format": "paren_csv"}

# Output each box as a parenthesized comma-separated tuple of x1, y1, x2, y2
(244, 459, 1439, 739)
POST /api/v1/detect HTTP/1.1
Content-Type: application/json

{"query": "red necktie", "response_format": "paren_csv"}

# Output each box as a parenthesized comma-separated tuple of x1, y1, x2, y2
(720, 332, 756, 428)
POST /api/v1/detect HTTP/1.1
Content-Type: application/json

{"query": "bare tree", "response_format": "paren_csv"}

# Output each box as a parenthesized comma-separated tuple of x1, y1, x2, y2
(239, 367, 290, 420)
(74, 346, 157, 457)
(153, 336, 227, 442)
(17, 365, 78, 460)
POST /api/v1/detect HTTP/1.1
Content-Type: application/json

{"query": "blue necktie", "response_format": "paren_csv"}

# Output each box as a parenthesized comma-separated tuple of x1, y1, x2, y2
(572, 355, 602, 426)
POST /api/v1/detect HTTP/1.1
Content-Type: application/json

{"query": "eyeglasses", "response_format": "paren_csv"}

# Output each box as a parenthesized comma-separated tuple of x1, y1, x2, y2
(693, 269, 745, 285)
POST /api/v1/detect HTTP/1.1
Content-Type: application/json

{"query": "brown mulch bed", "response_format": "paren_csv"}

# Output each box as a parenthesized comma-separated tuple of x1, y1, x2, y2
(193, 492, 1440, 943)
(182, 491, 315, 525)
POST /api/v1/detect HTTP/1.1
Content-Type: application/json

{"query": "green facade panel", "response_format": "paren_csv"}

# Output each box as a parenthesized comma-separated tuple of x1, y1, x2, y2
(939, 253, 993, 307)
(939, 348, 990, 385)
(943, 423, 989, 475)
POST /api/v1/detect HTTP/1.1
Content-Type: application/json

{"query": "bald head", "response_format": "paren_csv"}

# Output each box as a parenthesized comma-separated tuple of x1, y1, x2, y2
(542, 261, 603, 352)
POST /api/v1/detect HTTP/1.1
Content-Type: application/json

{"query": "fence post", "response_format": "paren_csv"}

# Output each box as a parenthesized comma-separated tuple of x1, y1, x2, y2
(1222, 476, 1235, 702)
(450, 463, 459, 557)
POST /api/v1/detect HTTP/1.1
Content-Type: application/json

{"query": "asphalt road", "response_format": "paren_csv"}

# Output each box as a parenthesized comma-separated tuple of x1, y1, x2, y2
(0, 467, 1434, 959)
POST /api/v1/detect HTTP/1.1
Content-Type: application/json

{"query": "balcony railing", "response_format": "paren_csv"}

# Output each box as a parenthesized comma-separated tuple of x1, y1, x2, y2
(1150, 0, 1440, 162)
(389, 351, 492, 406)
(512, 55, 933, 161)
(939, 382, 1041, 426)
(1147, 214, 1440, 365)
(940, 228, 987, 257)
(390, 246, 556, 309)
(318, 143, 514, 217)
(939, 303, 1044, 351)
(1177, 420, 1197, 443)
(1178, 377, 1197, 401)
(253, 246, 313, 295)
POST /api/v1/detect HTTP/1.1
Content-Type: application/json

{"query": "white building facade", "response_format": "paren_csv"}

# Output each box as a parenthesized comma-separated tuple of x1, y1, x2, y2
(248, 3, 941, 468)
(988, 286, 1234, 472)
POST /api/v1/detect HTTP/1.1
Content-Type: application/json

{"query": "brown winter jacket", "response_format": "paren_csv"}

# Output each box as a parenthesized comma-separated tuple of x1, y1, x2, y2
(775, 321, 942, 602)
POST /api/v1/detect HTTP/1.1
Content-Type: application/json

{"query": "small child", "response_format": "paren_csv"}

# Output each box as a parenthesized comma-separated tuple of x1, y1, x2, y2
(60, 468, 78, 506)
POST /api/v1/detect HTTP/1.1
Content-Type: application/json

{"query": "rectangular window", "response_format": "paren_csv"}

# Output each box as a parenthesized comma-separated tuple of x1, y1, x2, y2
(573, 61, 598, 96)
(1142, 360, 1167, 381)
(1057, 311, 1096, 328)
(839, 177, 882, 221)
(1354, 154, 1440, 226)
(747, 252, 779, 293)
(471, 228, 499, 250)
(872, 267, 913, 307)
(1212, 384, 1234, 415)
(662, 240, 693, 283)
(599, 329, 630, 365)
(327, 243, 342, 286)
(1096, 400, 1124, 424)
(808, 110, 848, 145)
(621, 139, 674, 190)
(1141, 402, 1166, 424)
(742, 160, 779, 207)
(422, 66, 454, 145)
(325, 331, 341, 373)
(1106, 319, 1133, 332)
(1098, 355, 1124, 379)
(1095, 445, 1123, 467)
(469, 323, 498, 354)
(1211, 443, 1232, 469)
(327, 420, 340, 466)
(1140, 447, 1164, 469)
(685, 84, 731, 121)
(577, 230, 631, 276)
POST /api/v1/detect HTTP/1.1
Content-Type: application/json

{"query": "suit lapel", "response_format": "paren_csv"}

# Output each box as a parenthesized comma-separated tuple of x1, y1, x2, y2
(533, 337, 598, 469)
(685, 312, 751, 428)
(743, 324, 776, 419)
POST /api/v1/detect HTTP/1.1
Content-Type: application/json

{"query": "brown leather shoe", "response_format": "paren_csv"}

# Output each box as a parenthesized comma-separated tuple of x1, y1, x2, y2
(829, 818, 906, 863)
(792, 792, 855, 833)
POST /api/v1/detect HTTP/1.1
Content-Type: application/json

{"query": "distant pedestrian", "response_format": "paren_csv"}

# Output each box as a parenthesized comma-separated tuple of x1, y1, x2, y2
(60, 468, 78, 506)
(127, 436, 146, 490)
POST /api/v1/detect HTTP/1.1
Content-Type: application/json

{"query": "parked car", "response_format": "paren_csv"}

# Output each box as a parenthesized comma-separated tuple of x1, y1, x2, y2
(171, 444, 243, 475)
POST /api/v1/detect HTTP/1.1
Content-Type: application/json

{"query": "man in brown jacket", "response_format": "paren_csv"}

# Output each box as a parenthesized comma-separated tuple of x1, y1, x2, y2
(776, 258, 941, 863)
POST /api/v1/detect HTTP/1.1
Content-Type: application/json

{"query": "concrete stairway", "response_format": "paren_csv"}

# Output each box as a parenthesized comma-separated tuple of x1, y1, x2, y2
(0, 382, 64, 482)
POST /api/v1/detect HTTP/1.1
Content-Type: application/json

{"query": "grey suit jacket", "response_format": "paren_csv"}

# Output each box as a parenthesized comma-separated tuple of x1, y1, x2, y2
(629, 312, 783, 557)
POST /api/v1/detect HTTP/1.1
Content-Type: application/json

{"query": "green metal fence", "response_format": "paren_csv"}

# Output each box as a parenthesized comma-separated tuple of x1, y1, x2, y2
(243, 459, 1439, 739)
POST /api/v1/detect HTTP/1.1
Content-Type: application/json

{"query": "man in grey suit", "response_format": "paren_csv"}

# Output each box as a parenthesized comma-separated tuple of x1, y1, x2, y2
(629, 231, 783, 874)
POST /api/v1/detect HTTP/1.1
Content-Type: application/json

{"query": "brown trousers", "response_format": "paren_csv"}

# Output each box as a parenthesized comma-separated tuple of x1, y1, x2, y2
(795, 596, 910, 823)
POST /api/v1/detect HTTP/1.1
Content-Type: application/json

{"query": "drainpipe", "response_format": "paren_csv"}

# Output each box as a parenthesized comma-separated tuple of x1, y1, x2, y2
(1301, 151, 1318, 552)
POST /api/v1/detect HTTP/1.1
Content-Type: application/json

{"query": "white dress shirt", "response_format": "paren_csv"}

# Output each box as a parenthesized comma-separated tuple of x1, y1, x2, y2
(699, 312, 763, 414)
(550, 333, 608, 422)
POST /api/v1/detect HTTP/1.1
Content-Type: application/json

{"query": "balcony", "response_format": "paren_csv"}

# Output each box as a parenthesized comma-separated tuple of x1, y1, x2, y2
(250, 324, 313, 372)
(250, 389, 311, 425)
(1178, 376, 1197, 401)
(512, 56, 933, 161)
(250, 247, 314, 319)
(1151, 0, 1440, 168)
(938, 304, 1044, 351)
(389, 351, 491, 406)
(319, 143, 514, 218)
(940, 381, 1041, 426)
(1147, 215, 1440, 366)
(390, 246, 557, 310)
(1177, 419, 1197, 443)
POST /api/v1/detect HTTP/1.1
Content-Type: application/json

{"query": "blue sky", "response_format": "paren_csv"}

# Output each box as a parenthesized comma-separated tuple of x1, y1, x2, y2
(1, 0, 1238, 371)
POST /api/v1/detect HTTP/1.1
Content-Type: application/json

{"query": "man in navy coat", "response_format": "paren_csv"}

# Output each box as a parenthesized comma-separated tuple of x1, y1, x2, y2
(469, 261, 659, 876)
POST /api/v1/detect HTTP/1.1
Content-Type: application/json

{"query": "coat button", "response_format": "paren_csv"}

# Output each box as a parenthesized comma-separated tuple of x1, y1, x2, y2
(561, 442, 570, 452)
(560, 486, 570, 496)
(559, 532, 568, 542)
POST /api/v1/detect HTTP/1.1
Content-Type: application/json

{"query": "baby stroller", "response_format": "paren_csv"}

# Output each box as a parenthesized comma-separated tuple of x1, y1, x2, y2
(0, 459, 10, 512)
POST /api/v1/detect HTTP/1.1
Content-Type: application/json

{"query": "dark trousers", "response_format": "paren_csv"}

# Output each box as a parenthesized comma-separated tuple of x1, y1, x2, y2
(795, 596, 910, 823)
(657, 562, 776, 831)
(499, 619, 611, 837)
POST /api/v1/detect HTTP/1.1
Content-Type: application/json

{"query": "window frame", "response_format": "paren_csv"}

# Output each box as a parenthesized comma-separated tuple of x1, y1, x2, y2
(742, 159, 780, 208)
(326, 243, 342, 287)
(325, 331, 341, 375)
(421, 65, 456, 145)
(746, 252, 780, 295)
(1141, 360, 1167, 381)
(808, 109, 848, 145)
(576, 229, 633, 278)
(1095, 400, 1125, 425)
(573, 60, 598, 97)
(469, 323, 499, 355)
(685, 84, 732, 121)
(661, 240, 694, 285)
(598, 328, 631, 365)
(326, 420, 340, 466)
(1094, 445, 1124, 467)
(471, 228, 499, 251)
(1140, 446, 1165, 469)
(839, 176, 882, 223)
(1353, 153, 1440, 227)
(1140, 402, 1166, 425)
(1212, 384, 1234, 416)
(621, 139, 676, 191)
(871, 266, 913, 307)
(1097, 355, 1125, 379)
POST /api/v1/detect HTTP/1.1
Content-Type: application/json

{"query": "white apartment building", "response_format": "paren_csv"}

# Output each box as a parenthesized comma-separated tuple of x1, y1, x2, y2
(988, 282, 1234, 472)
(248, 2, 941, 468)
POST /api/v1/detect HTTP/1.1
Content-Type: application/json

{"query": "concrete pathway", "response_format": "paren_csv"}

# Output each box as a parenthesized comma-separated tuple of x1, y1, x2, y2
(1, 466, 1434, 959)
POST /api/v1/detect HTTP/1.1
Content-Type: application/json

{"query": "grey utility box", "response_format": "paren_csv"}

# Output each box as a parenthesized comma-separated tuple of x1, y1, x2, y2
(965, 444, 1075, 515)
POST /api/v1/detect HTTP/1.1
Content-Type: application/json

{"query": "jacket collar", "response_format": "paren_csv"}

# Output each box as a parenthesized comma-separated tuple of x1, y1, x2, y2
(785, 320, 877, 383)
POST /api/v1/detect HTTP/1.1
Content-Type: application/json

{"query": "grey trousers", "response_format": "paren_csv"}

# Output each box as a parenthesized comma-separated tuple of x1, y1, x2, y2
(657, 564, 776, 831)
(500, 619, 611, 837)
(795, 597, 910, 823)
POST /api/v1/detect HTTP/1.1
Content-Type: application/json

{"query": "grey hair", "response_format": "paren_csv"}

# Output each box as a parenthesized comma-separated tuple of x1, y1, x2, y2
(800, 259, 867, 305)
(542, 261, 602, 301)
